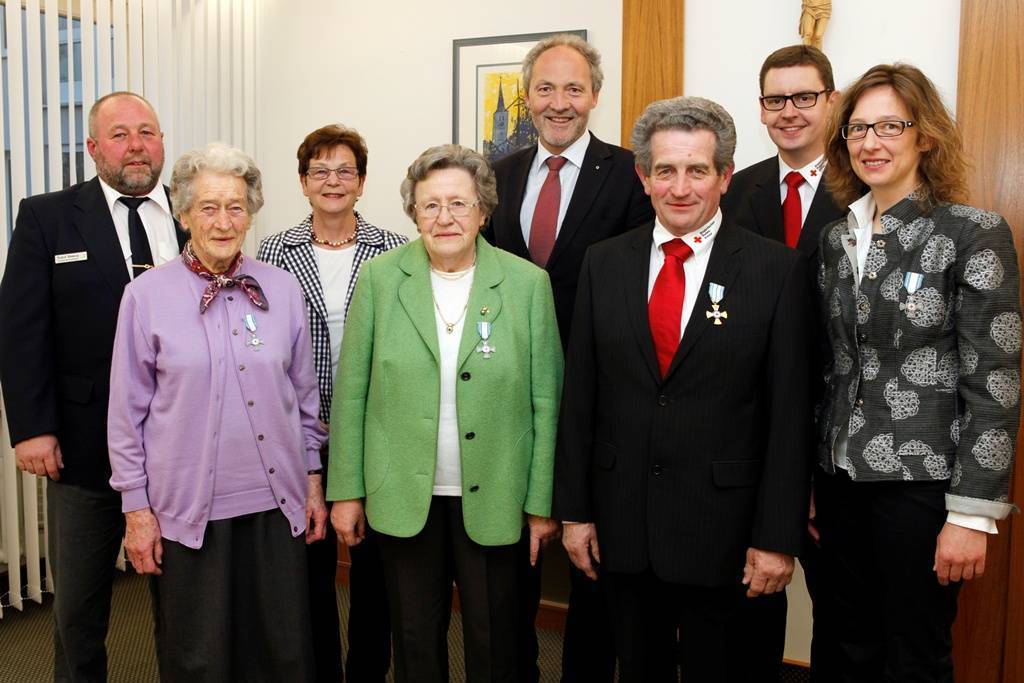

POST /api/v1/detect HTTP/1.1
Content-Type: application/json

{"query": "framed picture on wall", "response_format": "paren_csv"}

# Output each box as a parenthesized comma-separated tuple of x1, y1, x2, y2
(452, 30, 586, 164)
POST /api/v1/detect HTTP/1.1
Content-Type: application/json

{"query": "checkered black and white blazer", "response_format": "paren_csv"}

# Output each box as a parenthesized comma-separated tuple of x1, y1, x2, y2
(258, 212, 407, 421)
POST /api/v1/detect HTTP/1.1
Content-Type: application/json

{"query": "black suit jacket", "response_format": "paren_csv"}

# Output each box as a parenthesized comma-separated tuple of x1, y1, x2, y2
(553, 221, 814, 586)
(488, 133, 654, 345)
(720, 155, 845, 260)
(0, 178, 186, 488)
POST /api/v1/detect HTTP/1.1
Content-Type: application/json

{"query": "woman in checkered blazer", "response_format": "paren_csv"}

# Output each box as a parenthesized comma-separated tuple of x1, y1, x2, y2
(258, 124, 406, 683)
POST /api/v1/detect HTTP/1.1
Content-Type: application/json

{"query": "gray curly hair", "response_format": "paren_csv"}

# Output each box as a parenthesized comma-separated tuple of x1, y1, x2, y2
(170, 142, 264, 217)
(400, 144, 498, 222)
(522, 33, 603, 94)
(631, 96, 736, 175)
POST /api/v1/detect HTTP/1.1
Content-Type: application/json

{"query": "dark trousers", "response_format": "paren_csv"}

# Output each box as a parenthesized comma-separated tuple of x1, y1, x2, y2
(813, 470, 960, 683)
(377, 496, 520, 683)
(516, 544, 616, 683)
(150, 510, 314, 683)
(47, 480, 125, 683)
(345, 528, 391, 681)
(604, 569, 785, 683)
(307, 473, 391, 682)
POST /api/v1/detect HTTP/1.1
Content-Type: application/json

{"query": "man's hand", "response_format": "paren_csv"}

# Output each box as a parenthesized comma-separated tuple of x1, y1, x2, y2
(934, 522, 987, 585)
(125, 508, 163, 575)
(742, 547, 794, 597)
(330, 499, 366, 547)
(562, 522, 601, 580)
(14, 434, 63, 481)
(305, 474, 327, 544)
(527, 515, 561, 566)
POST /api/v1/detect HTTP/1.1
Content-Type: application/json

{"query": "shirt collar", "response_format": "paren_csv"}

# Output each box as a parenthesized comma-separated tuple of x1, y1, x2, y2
(778, 154, 826, 192)
(651, 209, 722, 257)
(848, 192, 876, 233)
(98, 176, 172, 217)
(533, 130, 591, 173)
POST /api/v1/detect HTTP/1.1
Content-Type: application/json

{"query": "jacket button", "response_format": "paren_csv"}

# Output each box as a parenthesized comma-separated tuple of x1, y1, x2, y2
(465, 432, 475, 440)
(227, 296, 234, 301)
(239, 364, 246, 371)
(856, 398, 864, 407)
(248, 400, 254, 407)
(867, 271, 877, 280)
(469, 485, 480, 492)
(280, 498, 286, 505)
(461, 372, 471, 381)
(858, 332, 867, 343)
(257, 434, 264, 441)
(875, 240, 886, 248)
(232, 329, 239, 335)
(268, 468, 275, 474)
(651, 465, 663, 476)
(657, 394, 668, 407)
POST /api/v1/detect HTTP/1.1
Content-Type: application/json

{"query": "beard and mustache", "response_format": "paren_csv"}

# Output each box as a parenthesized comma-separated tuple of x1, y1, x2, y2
(95, 154, 163, 195)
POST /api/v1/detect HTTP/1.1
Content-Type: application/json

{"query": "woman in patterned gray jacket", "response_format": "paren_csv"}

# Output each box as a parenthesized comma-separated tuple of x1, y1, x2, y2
(258, 124, 406, 683)
(812, 64, 1019, 682)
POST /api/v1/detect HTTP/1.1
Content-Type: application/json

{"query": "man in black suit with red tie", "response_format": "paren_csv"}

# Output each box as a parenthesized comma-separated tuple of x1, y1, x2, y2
(719, 45, 845, 676)
(0, 92, 185, 681)
(487, 33, 652, 682)
(555, 96, 814, 682)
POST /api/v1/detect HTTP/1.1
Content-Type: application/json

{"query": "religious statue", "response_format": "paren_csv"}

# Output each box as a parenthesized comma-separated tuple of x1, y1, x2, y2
(800, 0, 831, 50)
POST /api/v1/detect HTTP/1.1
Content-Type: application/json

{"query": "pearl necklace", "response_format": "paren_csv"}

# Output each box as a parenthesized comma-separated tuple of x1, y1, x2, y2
(311, 231, 356, 248)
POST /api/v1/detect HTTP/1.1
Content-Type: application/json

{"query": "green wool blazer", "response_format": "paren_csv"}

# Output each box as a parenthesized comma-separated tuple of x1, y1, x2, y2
(326, 236, 563, 546)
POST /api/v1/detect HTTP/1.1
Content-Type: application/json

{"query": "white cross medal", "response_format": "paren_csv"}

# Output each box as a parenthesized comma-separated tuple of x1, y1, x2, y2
(244, 313, 264, 350)
(902, 271, 925, 316)
(705, 282, 728, 325)
(475, 321, 495, 359)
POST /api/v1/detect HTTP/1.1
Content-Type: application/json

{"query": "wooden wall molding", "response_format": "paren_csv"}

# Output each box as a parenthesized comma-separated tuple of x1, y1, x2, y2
(621, 0, 685, 147)
(954, 1, 1024, 682)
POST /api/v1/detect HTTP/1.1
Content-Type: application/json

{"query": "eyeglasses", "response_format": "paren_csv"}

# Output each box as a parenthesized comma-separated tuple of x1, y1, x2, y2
(759, 90, 829, 111)
(841, 120, 915, 140)
(306, 166, 359, 182)
(415, 200, 480, 218)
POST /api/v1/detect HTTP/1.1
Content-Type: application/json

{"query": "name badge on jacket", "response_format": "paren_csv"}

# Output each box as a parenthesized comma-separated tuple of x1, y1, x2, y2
(54, 251, 88, 264)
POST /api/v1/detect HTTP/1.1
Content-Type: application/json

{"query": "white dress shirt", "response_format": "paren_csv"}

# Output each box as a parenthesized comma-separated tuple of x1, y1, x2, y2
(97, 177, 179, 277)
(646, 210, 722, 338)
(777, 154, 827, 227)
(832, 192, 996, 534)
(519, 131, 591, 245)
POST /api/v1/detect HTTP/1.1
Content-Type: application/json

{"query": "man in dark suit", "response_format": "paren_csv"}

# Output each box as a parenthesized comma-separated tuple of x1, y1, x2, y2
(555, 96, 814, 682)
(719, 45, 844, 676)
(487, 33, 653, 681)
(0, 92, 185, 682)
(720, 44, 843, 257)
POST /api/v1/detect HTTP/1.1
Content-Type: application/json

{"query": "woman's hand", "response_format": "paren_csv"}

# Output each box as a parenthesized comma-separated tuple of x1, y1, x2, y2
(125, 508, 163, 575)
(526, 515, 561, 566)
(934, 522, 987, 585)
(305, 474, 327, 544)
(331, 499, 366, 547)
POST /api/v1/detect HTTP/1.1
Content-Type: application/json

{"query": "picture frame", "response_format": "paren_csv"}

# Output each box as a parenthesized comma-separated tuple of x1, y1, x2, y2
(452, 30, 587, 164)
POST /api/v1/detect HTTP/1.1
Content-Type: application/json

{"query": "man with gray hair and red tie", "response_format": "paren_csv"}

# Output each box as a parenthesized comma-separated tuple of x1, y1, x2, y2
(487, 32, 652, 682)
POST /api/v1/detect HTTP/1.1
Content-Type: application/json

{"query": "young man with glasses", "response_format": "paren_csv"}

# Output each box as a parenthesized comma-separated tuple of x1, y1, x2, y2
(721, 44, 844, 255)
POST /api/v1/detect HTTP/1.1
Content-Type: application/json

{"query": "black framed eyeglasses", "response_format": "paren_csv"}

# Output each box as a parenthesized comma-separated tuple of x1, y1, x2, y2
(840, 120, 915, 140)
(759, 90, 829, 111)
(306, 166, 360, 182)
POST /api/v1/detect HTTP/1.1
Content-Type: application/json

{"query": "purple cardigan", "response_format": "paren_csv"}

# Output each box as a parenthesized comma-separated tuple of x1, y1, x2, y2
(108, 257, 326, 549)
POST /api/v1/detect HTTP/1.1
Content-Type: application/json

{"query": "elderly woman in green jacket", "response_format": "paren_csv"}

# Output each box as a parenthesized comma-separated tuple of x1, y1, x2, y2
(327, 144, 563, 682)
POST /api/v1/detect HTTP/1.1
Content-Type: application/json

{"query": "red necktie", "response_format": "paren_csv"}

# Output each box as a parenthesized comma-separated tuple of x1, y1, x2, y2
(648, 239, 693, 377)
(782, 171, 804, 248)
(528, 156, 568, 267)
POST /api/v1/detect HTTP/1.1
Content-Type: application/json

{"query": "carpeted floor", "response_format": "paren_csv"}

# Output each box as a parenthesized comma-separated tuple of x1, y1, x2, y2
(0, 572, 811, 682)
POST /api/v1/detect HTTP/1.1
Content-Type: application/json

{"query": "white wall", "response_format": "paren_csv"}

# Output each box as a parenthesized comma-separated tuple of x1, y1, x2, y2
(685, 0, 961, 172)
(254, 0, 624, 242)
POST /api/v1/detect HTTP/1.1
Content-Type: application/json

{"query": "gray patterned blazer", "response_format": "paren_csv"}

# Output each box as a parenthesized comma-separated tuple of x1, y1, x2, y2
(817, 192, 1020, 518)
(258, 212, 407, 422)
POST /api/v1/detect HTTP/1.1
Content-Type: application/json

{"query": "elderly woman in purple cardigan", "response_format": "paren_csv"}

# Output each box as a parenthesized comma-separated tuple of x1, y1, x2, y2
(107, 143, 326, 682)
